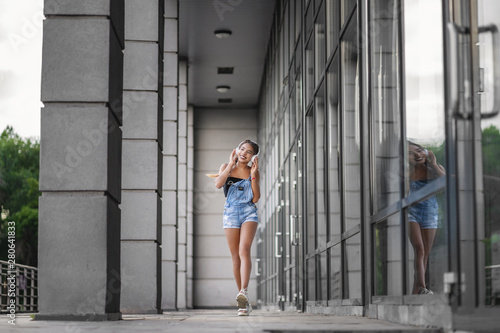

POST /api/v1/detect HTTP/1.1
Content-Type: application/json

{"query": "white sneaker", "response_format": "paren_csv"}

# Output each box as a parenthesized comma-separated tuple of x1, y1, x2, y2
(236, 288, 248, 309)
(238, 302, 252, 316)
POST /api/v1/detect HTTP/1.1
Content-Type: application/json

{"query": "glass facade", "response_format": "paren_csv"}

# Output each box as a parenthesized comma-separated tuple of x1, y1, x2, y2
(256, 0, 500, 326)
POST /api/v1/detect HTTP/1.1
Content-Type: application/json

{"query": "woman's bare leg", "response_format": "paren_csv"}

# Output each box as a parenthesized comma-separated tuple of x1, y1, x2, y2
(225, 228, 242, 291)
(421, 228, 437, 278)
(409, 222, 426, 294)
(239, 222, 258, 291)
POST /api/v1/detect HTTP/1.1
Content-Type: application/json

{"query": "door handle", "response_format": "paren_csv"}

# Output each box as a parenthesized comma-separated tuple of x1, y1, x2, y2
(446, 22, 463, 118)
(290, 215, 298, 246)
(255, 258, 260, 276)
(275, 232, 282, 258)
(478, 24, 500, 119)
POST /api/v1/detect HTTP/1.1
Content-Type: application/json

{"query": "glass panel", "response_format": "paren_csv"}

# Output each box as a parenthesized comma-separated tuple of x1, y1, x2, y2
(341, 0, 356, 27)
(305, 2, 314, 38)
(290, 146, 298, 270)
(295, 0, 302, 43)
(290, 87, 297, 135)
(404, 0, 445, 145)
(283, 1, 289, 77)
(329, 245, 342, 299)
(318, 251, 327, 300)
(373, 214, 402, 296)
(295, 40, 303, 129)
(328, 56, 341, 243)
(306, 110, 316, 254)
(314, 2, 326, 85)
(307, 257, 316, 301)
(284, 163, 290, 265)
(289, 0, 295, 58)
(326, 0, 339, 56)
(305, 39, 315, 106)
(344, 233, 362, 299)
(370, 0, 402, 212)
(316, 85, 327, 248)
(404, 0, 448, 296)
(341, 16, 360, 233)
(478, 0, 500, 307)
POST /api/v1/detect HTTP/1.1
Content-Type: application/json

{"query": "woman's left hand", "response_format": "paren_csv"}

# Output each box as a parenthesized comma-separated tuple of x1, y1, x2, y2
(426, 150, 436, 165)
(250, 156, 259, 178)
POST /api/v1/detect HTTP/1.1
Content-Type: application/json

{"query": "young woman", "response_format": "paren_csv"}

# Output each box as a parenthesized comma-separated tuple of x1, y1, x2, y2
(214, 139, 260, 316)
(408, 141, 446, 295)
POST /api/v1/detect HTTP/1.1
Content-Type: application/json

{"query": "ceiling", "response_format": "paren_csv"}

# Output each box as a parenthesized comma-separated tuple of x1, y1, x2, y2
(179, 0, 276, 108)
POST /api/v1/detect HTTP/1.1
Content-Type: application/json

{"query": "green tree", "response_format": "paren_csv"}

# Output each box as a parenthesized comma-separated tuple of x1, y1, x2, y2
(0, 126, 40, 266)
(482, 125, 500, 177)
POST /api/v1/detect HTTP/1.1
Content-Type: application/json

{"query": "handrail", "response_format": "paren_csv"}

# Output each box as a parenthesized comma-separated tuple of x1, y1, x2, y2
(0, 260, 38, 313)
(478, 24, 500, 119)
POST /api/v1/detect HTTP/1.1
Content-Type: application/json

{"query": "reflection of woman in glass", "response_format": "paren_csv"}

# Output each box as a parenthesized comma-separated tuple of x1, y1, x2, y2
(408, 141, 446, 294)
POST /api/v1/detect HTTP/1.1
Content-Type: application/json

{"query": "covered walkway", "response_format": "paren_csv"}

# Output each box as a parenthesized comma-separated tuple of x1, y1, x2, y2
(2, 309, 441, 333)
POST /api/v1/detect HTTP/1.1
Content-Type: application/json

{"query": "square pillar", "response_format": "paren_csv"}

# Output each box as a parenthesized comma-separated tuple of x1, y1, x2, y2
(120, 0, 164, 314)
(37, 0, 124, 321)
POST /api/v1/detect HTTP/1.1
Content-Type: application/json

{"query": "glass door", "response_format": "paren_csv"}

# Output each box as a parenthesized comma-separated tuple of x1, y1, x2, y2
(443, 0, 500, 330)
(478, 0, 500, 311)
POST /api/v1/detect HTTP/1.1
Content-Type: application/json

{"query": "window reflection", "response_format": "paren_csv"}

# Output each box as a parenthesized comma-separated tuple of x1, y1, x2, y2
(404, 0, 448, 296)
(407, 141, 446, 295)
(374, 215, 402, 296)
(370, 0, 401, 212)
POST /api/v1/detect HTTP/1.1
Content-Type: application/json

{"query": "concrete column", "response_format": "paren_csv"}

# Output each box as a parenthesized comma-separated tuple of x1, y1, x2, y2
(120, 0, 164, 314)
(37, 0, 124, 321)
(161, 0, 179, 311)
(186, 105, 194, 309)
(177, 61, 188, 309)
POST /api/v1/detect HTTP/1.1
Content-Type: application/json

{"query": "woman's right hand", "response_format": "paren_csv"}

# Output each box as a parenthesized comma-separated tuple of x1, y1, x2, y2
(229, 148, 237, 166)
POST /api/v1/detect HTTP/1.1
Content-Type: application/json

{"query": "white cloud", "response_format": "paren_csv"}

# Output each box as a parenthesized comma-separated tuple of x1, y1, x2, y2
(0, 0, 43, 139)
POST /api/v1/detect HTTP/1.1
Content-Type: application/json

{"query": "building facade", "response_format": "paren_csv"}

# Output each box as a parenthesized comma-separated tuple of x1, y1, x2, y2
(37, 0, 499, 331)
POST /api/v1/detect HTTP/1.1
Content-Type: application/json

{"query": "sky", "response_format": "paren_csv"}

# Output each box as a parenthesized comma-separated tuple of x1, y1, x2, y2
(0, 0, 497, 141)
(0, 0, 43, 139)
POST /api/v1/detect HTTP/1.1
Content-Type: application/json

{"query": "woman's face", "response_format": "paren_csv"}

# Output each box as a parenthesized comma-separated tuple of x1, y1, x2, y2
(408, 144, 426, 166)
(237, 143, 255, 163)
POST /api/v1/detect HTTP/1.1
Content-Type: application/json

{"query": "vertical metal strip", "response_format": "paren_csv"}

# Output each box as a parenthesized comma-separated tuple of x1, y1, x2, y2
(398, 0, 408, 297)
(442, 0, 461, 309)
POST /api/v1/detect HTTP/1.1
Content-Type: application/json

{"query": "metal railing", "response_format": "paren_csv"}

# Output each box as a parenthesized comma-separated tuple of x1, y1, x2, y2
(486, 264, 500, 306)
(0, 260, 38, 313)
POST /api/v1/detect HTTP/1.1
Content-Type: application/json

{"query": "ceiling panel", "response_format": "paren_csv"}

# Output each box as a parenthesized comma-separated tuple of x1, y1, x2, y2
(179, 0, 276, 108)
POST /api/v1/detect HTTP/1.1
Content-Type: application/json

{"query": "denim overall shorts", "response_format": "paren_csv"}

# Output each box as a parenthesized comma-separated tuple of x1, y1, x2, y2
(223, 176, 258, 229)
(408, 179, 439, 229)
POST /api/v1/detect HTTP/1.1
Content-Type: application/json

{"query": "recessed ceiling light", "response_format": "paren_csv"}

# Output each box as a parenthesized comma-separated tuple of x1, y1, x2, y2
(216, 85, 230, 93)
(214, 29, 232, 39)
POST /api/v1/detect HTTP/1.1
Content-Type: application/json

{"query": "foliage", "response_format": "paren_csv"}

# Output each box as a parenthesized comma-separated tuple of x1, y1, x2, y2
(0, 126, 40, 266)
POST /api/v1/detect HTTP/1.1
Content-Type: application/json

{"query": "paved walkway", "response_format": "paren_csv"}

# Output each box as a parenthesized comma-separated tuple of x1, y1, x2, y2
(1, 309, 442, 333)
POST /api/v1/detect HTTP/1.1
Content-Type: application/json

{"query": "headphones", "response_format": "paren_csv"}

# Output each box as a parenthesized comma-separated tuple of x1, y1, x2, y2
(236, 140, 259, 167)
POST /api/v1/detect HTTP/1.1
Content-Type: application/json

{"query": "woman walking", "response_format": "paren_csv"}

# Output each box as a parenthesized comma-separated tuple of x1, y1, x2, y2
(214, 139, 260, 316)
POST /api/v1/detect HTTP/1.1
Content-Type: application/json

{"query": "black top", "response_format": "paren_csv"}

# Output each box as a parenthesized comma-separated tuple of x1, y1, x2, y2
(224, 177, 244, 197)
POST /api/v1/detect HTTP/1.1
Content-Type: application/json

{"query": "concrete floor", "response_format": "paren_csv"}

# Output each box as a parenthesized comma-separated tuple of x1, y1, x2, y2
(1, 309, 444, 333)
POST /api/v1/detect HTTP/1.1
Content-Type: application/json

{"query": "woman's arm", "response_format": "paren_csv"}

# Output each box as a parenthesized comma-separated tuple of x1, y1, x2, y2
(427, 150, 446, 178)
(214, 149, 237, 189)
(250, 157, 260, 203)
